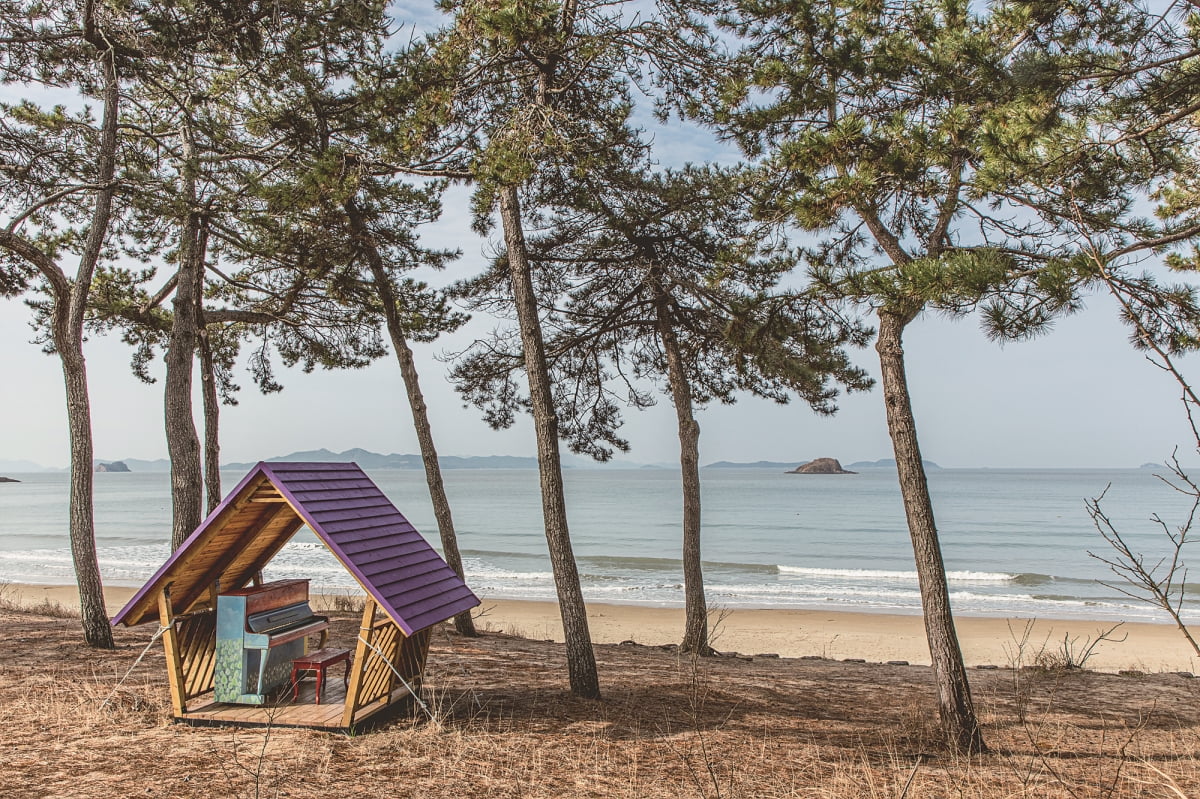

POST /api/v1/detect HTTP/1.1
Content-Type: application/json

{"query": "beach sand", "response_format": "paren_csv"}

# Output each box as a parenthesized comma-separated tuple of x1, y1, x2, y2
(8, 581, 1196, 673)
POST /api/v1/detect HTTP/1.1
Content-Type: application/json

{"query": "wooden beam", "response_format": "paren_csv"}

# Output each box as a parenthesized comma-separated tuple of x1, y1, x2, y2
(245, 515, 307, 584)
(178, 501, 294, 612)
(158, 588, 187, 717)
(122, 474, 273, 626)
(341, 597, 377, 729)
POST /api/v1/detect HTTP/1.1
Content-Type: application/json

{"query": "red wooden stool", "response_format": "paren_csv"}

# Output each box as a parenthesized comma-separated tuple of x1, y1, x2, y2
(290, 647, 352, 704)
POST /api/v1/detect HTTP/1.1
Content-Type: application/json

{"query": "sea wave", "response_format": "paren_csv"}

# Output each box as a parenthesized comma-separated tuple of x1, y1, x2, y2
(0, 536, 1183, 622)
(776, 565, 1017, 583)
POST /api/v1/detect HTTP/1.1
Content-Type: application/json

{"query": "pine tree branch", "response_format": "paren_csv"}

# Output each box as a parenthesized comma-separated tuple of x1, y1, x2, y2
(0, 229, 68, 297)
(5, 184, 109, 233)
(1110, 221, 1200, 259)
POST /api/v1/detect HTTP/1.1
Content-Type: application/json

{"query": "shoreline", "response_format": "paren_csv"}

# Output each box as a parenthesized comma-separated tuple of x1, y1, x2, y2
(5, 582, 1197, 673)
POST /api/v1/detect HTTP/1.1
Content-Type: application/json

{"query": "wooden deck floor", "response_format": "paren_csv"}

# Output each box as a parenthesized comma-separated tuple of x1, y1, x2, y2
(180, 681, 412, 730)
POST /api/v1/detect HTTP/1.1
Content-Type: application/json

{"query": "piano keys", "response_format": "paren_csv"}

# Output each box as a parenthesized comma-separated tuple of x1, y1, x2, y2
(213, 579, 330, 705)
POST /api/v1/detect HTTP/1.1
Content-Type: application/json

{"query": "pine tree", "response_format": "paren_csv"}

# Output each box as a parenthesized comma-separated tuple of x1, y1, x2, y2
(453, 164, 872, 654)
(237, 26, 481, 634)
(400, 0, 659, 697)
(676, 0, 1151, 752)
(0, 0, 126, 648)
(81, 0, 394, 548)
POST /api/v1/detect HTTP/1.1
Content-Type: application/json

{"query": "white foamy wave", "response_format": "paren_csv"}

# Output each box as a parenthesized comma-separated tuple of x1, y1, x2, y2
(0, 534, 1155, 622)
(0, 544, 173, 587)
(284, 541, 327, 552)
(777, 565, 1016, 583)
(944, 571, 1018, 582)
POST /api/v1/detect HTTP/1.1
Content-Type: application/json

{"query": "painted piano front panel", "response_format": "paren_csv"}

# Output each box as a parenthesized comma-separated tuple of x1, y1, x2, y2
(214, 579, 328, 704)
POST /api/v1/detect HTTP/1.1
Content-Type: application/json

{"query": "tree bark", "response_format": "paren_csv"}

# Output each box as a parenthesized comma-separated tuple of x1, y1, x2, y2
(61, 28, 119, 649)
(652, 282, 711, 655)
(345, 199, 477, 637)
(198, 323, 222, 515)
(165, 119, 204, 551)
(876, 309, 985, 753)
(59, 343, 112, 648)
(500, 185, 600, 698)
(394, 332, 477, 636)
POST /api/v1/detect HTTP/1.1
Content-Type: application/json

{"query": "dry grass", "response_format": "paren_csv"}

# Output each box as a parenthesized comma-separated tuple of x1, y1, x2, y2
(0, 607, 1197, 799)
(310, 589, 368, 614)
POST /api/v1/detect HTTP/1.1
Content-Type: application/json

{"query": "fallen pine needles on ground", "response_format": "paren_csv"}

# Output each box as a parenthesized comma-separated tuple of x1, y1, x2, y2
(1, 608, 1197, 798)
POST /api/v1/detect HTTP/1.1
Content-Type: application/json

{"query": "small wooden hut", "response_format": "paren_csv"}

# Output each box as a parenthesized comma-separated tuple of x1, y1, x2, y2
(111, 461, 479, 730)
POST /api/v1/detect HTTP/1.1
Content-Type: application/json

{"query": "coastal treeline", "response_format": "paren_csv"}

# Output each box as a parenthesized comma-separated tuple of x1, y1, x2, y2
(3, 0, 1200, 751)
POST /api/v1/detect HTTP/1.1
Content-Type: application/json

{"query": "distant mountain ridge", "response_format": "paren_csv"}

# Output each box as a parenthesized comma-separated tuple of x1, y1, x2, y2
(221, 448, 560, 471)
(75, 448, 641, 472)
(705, 458, 942, 470)
(14, 453, 1178, 473)
(0, 459, 51, 473)
(847, 458, 942, 470)
(703, 460, 807, 469)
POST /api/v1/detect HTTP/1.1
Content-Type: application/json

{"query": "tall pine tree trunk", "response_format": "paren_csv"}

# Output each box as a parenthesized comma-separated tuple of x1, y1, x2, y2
(0, 3, 117, 648)
(652, 283, 711, 655)
(876, 309, 984, 753)
(62, 31, 118, 649)
(346, 198, 477, 636)
(59, 336, 113, 648)
(165, 121, 204, 551)
(199, 323, 221, 515)
(499, 185, 600, 698)
(392, 333, 477, 636)
(195, 219, 221, 517)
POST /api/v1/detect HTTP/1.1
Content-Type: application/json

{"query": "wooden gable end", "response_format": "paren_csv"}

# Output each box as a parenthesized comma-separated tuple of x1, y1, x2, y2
(112, 467, 303, 627)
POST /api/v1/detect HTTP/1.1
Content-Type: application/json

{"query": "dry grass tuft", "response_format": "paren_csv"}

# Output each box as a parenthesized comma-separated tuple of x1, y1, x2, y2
(310, 588, 368, 614)
(0, 581, 79, 618)
(1, 607, 1197, 798)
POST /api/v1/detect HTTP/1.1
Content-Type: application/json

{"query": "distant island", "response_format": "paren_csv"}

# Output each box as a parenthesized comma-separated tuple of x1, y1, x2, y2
(0, 476, 19, 483)
(95, 461, 131, 473)
(787, 458, 856, 475)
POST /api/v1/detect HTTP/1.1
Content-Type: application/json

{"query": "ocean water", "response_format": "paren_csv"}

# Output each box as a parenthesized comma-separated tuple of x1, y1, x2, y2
(0, 466, 1196, 622)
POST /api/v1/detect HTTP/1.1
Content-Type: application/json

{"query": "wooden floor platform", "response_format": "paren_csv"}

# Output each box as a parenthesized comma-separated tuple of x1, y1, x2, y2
(180, 682, 413, 730)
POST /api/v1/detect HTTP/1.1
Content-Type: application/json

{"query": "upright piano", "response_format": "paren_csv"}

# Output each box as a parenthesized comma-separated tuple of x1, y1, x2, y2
(213, 579, 330, 705)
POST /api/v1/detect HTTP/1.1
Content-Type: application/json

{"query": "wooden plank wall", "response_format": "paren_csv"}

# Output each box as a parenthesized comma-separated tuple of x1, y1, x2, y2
(178, 610, 217, 701)
(398, 627, 432, 691)
(356, 614, 402, 709)
(342, 599, 434, 727)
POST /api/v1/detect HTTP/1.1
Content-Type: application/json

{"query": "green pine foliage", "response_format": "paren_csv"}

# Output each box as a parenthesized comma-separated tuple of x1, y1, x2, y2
(451, 164, 874, 459)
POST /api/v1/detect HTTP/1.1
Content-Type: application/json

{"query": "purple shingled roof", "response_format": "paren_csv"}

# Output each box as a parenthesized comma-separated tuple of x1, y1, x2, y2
(112, 462, 479, 635)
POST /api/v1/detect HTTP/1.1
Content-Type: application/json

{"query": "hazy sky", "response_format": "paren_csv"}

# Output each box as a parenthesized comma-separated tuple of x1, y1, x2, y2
(2, 5, 1197, 471)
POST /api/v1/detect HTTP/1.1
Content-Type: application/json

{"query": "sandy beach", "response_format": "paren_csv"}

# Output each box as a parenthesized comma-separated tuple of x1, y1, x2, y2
(8, 581, 1196, 673)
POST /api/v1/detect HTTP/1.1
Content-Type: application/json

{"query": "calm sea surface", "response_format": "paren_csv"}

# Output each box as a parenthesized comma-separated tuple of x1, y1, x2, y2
(0, 467, 1196, 622)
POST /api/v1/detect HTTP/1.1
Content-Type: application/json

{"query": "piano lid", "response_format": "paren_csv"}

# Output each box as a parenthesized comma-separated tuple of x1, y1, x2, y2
(247, 601, 318, 634)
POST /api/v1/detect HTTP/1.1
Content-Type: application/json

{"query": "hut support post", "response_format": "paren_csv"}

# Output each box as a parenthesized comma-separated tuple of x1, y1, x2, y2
(341, 596, 378, 728)
(157, 587, 187, 717)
